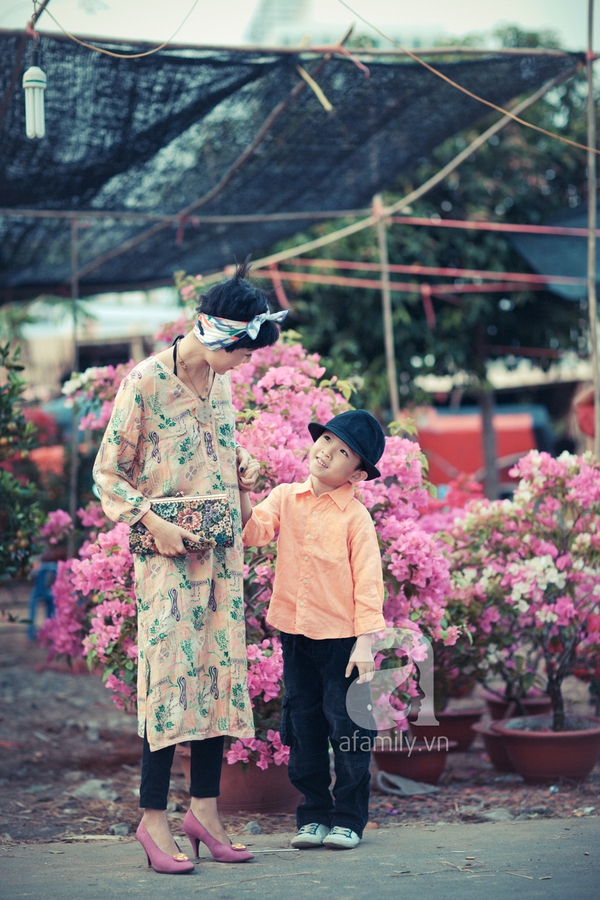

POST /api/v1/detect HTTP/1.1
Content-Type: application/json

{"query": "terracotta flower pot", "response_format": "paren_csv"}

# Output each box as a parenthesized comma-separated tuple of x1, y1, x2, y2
(174, 745, 301, 814)
(482, 690, 553, 720)
(218, 759, 302, 814)
(373, 739, 458, 785)
(409, 708, 484, 751)
(492, 714, 600, 784)
(471, 720, 515, 773)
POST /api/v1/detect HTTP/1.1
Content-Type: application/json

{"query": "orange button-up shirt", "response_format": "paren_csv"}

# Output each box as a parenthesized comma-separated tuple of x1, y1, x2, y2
(242, 479, 385, 640)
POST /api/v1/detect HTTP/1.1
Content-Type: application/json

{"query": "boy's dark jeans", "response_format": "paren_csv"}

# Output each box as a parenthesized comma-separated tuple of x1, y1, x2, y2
(280, 631, 375, 838)
(140, 732, 224, 809)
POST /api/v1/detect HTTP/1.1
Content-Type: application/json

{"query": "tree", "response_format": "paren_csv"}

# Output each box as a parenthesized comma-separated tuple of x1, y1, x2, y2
(0, 343, 42, 577)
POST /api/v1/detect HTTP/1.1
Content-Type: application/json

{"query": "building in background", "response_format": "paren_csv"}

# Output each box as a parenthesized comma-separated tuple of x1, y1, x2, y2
(17, 288, 182, 402)
(244, 0, 442, 47)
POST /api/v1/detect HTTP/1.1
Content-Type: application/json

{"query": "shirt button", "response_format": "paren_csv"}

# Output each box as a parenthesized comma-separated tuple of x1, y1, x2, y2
(304, 555, 309, 561)
(302, 579, 308, 584)
(306, 534, 311, 539)
(312, 511, 317, 516)
(299, 601, 305, 607)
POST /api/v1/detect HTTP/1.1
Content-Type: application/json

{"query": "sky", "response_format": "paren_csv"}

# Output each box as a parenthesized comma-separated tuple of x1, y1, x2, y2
(0, 0, 599, 51)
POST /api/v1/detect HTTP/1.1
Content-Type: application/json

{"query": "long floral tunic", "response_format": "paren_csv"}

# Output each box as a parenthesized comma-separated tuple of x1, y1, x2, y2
(93, 357, 254, 752)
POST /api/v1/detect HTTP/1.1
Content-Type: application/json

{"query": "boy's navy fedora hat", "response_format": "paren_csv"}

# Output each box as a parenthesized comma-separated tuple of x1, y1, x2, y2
(308, 409, 385, 481)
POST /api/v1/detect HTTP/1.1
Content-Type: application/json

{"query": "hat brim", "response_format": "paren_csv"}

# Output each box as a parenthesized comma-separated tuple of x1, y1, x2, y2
(307, 421, 381, 480)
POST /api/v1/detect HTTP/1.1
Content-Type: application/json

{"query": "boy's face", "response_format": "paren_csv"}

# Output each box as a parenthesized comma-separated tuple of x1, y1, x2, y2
(309, 430, 367, 492)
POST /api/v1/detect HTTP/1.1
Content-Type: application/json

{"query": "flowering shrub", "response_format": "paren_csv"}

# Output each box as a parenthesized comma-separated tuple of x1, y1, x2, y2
(572, 612, 600, 714)
(39, 509, 74, 545)
(446, 450, 600, 731)
(39, 517, 138, 710)
(226, 638, 290, 769)
(78, 501, 109, 531)
(23, 407, 59, 445)
(418, 474, 483, 535)
(41, 323, 459, 762)
(63, 361, 135, 432)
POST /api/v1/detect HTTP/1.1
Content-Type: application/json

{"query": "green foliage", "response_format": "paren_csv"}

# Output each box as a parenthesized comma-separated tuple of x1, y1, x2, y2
(0, 470, 42, 578)
(0, 343, 43, 576)
(0, 305, 35, 343)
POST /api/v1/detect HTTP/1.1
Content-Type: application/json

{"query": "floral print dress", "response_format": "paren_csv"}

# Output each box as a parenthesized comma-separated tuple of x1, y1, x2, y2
(93, 357, 254, 752)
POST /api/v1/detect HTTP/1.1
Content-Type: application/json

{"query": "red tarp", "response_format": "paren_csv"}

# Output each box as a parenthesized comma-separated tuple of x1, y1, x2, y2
(416, 408, 536, 485)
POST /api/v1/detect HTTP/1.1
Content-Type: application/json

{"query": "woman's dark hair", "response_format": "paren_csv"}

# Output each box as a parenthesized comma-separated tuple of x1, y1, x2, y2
(197, 259, 281, 351)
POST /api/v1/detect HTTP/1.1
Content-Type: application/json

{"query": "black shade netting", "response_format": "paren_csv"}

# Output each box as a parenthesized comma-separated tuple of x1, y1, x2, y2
(511, 203, 599, 301)
(0, 32, 580, 299)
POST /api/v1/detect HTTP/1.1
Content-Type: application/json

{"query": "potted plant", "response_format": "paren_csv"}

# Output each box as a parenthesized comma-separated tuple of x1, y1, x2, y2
(447, 450, 600, 783)
(402, 475, 491, 750)
(572, 611, 600, 716)
(404, 600, 487, 751)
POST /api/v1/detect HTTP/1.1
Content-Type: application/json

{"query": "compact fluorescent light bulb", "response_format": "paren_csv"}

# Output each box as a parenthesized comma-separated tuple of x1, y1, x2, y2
(23, 63, 46, 139)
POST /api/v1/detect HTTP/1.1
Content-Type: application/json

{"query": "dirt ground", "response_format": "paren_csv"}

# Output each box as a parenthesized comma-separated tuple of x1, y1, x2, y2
(1, 578, 599, 846)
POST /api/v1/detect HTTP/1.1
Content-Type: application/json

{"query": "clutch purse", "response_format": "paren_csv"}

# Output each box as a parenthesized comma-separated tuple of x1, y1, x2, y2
(129, 493, 234, 556)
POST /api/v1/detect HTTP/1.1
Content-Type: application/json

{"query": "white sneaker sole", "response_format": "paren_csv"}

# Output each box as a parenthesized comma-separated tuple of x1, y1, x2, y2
(323, 839, 360, 850)
(291, 839, 327, 848)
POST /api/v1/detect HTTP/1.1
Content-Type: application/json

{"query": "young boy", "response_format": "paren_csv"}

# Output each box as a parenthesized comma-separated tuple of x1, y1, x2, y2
(239, 410, 386, 850)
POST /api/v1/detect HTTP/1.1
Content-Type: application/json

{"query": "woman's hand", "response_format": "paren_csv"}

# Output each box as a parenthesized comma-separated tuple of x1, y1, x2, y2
(236, 447, 260, 494)
(139, 509, 199, 558)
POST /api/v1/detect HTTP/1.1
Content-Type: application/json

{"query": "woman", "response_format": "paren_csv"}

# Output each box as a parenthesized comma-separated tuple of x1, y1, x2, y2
(94, 262, 286, 874)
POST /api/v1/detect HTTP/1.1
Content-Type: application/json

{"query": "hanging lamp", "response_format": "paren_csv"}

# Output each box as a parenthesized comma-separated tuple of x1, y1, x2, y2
(23, 46, 46, 139)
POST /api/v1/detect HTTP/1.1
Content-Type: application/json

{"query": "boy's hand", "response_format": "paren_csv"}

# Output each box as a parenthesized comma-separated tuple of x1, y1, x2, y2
(345, 635, 375, 683)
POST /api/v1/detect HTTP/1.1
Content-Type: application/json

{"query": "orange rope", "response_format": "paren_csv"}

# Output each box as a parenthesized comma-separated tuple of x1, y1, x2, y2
(31, 0, 201, 58)
(337, 0, 599, 156)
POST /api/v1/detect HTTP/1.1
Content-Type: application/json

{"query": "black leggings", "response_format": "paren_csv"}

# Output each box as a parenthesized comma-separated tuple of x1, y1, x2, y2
(140, 731, 225, 810)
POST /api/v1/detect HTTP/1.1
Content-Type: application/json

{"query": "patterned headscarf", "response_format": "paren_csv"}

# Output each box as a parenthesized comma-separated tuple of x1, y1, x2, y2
(193, 310, 288, 351)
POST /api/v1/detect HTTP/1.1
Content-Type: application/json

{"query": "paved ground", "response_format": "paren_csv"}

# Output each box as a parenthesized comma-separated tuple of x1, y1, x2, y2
(2, 579, 600, 898)
(2, 579, 599, 844)
(1, 819, 599, 900)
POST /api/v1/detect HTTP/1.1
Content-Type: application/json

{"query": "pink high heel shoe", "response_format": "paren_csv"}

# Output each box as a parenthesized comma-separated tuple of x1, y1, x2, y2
(136, 820, 195, 874)
(182, 809, 254, 862)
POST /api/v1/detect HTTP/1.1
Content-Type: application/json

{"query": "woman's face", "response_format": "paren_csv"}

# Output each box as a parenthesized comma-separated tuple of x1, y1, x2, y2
(207, 346, 253, 374)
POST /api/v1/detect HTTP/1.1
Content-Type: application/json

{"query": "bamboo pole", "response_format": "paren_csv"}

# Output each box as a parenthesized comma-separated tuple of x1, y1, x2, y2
(67, 218, 79, 558)
(3, 208, 600, 239)
(374, 195, 400, 420)
(0, 207, 370, 223)
(0, 28, 572, 57)
(588, 0, 600, 457)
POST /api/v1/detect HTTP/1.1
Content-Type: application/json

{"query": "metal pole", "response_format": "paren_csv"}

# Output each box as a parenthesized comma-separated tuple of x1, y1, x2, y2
(588, 0, 600, 456)
(67, 218, 79, 558)
(374, 195, 400, 420)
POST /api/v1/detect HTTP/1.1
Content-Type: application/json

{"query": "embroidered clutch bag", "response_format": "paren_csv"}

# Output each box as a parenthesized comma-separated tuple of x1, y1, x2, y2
(128, 493, 234, 556)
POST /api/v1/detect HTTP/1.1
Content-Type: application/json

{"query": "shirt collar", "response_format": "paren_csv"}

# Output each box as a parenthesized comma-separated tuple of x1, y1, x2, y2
(291, 478, 356, 510)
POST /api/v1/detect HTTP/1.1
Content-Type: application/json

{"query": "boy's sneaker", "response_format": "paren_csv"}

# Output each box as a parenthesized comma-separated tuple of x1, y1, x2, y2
(290, 823, 330, 848)
(322, 826, 361, 849)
